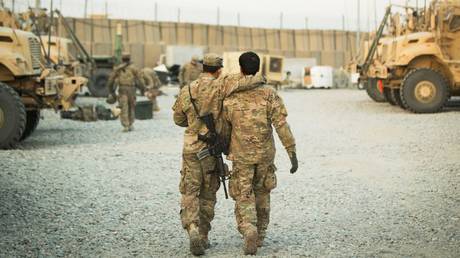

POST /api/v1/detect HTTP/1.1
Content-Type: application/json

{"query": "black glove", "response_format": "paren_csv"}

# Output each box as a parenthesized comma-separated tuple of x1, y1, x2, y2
(289, 152, 298, 174)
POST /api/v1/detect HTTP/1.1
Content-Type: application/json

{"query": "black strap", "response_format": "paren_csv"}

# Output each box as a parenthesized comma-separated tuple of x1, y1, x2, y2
(188, 83, 200, 116)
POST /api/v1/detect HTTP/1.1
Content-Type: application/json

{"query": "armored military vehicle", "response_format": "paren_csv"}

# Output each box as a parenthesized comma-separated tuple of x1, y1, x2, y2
(360, 0, 460, 113)
(0, 27, 86, 149)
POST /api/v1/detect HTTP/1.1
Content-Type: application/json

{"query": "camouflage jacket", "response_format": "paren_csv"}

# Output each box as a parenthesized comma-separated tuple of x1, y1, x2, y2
(107, 63, 145, 95)
(141, 67, 162, 90)
(223, 86, 296, 164)
(179, 62, 202, 87)
(173, 73, 265, 154)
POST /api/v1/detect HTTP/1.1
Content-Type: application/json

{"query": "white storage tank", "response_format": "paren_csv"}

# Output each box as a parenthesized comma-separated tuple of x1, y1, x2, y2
(309, 66, 334, 89)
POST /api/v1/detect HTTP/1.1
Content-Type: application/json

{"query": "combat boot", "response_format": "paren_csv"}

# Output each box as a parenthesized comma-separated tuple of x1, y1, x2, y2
(201, 234, 210, 249)
(257, 230, 266, 247)
(243, 226, 258, 255)
(122, 126, 129, 133)
(257, 235, 264, 247)
(187, 224, 204, 256)
(128, 125, 134, 131)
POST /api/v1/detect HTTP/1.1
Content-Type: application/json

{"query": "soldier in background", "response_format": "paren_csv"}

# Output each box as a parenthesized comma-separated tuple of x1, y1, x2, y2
(107, 53, 145, 132)
(141, 67, 162, 112)
(222, 52, 298, 255)
(179, 55, 202, 89)
(172, 53, 264, 256)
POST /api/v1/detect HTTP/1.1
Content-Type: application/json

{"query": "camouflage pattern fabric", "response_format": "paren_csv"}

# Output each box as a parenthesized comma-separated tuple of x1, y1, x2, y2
(173, 73, 266, 154)
(229, 163, 277, 241)
(223, 86, 296, 164)
(107, 62, 145, 128)
(172, 72, 266, 239)
(179, 153, 219, 238)
(118, 94, 136, 128)
(179, 62, 202, 88)
(223, 85, 296, 239)
(142, 68, 162, 112)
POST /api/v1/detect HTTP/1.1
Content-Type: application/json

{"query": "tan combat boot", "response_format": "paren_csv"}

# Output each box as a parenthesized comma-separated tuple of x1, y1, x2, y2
(257, 230, 265, 247)
(257, 236, 264, 247)
(128, 125, 134, 131)
(122, 126, 129, 133)
(201, 234, 210, 249)
(188, 224, 204, 256)
(243, 226, 258, 255)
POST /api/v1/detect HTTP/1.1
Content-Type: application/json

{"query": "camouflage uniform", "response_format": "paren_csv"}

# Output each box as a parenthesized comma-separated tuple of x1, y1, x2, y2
(172, 54, 265, 254)
(179, 57, 202, 89)
(223, 85, 296, 246)
(141, 67, 162, 112)
(107, 62, 145, 131)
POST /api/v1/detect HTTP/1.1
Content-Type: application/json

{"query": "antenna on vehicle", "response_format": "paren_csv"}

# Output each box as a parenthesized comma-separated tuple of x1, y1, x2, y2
(47, 0, 53, 66)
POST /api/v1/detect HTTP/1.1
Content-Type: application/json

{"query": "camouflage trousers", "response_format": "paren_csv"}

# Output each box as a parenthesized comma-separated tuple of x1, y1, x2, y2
(229, 162, 277, 239)
(118, 94, 136, 128)
(179, 153, 219, 237)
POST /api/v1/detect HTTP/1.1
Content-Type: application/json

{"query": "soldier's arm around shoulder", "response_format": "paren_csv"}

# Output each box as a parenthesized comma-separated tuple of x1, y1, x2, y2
(268, 89, 296, 157)
(172, 86, 189, 127)
(222, 74, 266, 98)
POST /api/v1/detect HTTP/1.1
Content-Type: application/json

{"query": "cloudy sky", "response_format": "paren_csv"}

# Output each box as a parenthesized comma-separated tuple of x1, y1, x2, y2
(7, 0, 425, 30)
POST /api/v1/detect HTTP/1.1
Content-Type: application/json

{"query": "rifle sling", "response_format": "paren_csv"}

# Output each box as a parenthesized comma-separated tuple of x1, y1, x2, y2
(188, 83, 201, 116)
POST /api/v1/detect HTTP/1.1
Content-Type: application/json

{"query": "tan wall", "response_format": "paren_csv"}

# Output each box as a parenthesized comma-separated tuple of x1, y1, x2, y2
(59, 17, 365, 68)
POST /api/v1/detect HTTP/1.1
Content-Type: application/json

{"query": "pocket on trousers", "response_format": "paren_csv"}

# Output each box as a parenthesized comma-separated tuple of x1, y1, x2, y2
(263, 165, 277, 191)
(179, 169, 186, 194)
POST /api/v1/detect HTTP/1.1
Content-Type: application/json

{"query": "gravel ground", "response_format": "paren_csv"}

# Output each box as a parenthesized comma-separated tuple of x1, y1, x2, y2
(1, 88, 459, 257)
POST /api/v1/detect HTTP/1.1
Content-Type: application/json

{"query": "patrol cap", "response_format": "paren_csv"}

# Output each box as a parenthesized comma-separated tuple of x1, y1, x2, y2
(203, 53, 223, 68)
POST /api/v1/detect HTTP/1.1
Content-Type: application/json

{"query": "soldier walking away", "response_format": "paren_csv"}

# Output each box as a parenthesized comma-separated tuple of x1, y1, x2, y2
(172, 53, 264, 256)
(179, 55, 202, 89)
(222, 52, 298, 255)
(141, 67, 162, 112)
(106, 53, 145, 132)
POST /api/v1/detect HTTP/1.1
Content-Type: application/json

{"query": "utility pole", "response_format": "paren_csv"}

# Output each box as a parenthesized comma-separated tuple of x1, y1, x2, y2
(105, 1, 108, 17)
(177, 7, 180, 23)
(342, 15, 345, 31)
(280, 12, 283, 30)
(374, 0, 378, 29)
(357, 0, 361, 53)
(84, 0, 88, 18)
(154, 2, 158, 22)
(12, 0, 14, 12)
(305, 17, 309, 30)
(367, 0, 370, 33)
(217, 7, 220, 25)
(237, 12, 240, 26)
(35, 0, 41, 8)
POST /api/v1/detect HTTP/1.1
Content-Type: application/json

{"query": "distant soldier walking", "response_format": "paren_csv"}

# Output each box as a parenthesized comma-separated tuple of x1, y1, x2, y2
(179, 55, 202, 89)
(141, 67, 162, 112)
(222, 52, 298, 255)
(107, 53, 145, 132)
(172, 53, 264, 256)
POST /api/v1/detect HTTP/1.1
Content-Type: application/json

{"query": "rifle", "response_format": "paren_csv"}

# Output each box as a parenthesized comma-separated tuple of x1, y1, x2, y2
(196, 113, 229, 199)
(187, 82, 229, 199)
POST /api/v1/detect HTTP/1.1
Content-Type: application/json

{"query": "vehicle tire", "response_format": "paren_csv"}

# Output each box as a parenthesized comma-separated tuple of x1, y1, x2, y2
(20, 110, 40, 141)
(391, 88, 405, 109)
(87, 68, 112, 97)
(0, 82, 26, 149)
(365, 78, 386, 102)
(383, 87, 397, 105)
(400, 68, 450, 113)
